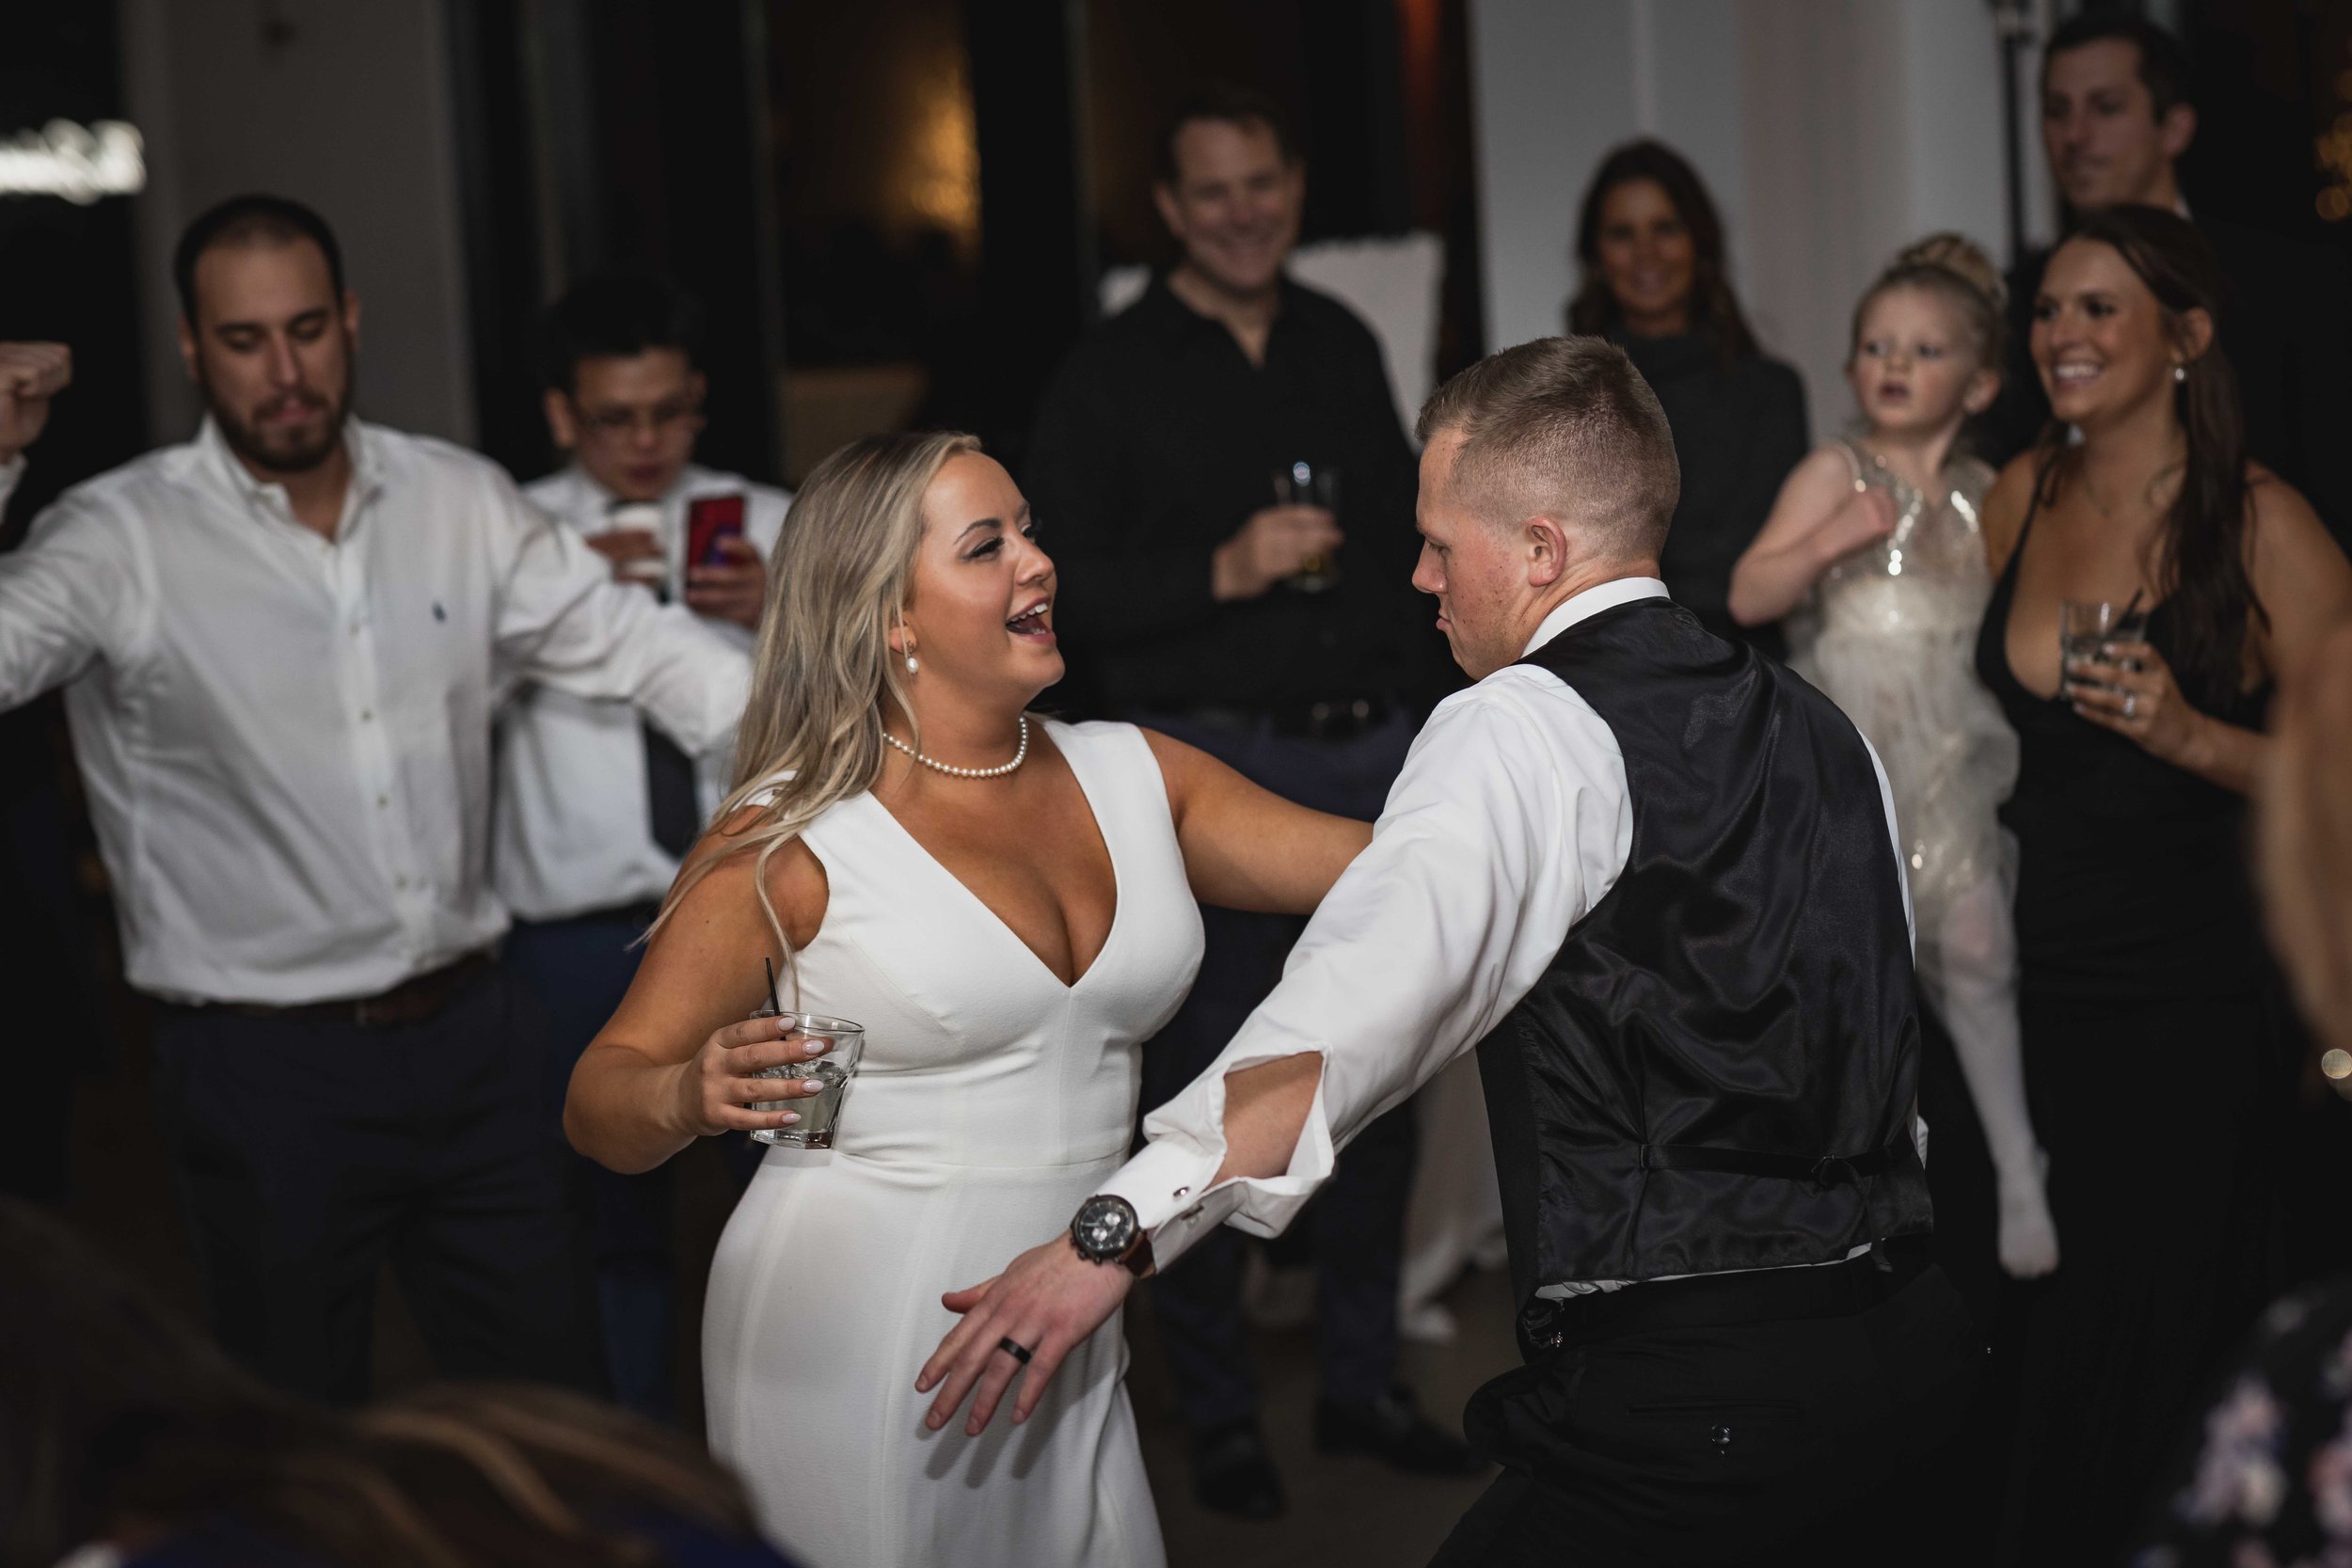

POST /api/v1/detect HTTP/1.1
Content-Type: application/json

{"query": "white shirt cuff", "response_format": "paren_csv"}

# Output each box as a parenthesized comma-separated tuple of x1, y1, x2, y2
(1096, 1139, 1242, 1269)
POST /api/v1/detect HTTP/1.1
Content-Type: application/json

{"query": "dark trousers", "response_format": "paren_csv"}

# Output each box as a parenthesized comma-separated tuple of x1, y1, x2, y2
(151, 962, 602, 1405)
(1428, 1246, 1981, 1567)
(1136, 710, 1419, 1429)
(503, 909, 675, 1419)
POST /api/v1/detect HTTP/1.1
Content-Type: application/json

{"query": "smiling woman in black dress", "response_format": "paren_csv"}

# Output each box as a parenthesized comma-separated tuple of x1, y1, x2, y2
(1971, 205, 2352, 1563)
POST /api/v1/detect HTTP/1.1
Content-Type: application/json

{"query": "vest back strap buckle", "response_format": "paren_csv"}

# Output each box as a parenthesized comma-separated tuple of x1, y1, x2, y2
(1639, 1140, 1902, 1193)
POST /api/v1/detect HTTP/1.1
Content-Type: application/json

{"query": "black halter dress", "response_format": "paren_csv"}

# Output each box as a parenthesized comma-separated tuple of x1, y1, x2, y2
(1972, 485, 2282, 1563)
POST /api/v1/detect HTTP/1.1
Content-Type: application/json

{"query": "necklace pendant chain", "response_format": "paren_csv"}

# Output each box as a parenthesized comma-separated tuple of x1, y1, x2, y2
(883, 714, 1030, 779)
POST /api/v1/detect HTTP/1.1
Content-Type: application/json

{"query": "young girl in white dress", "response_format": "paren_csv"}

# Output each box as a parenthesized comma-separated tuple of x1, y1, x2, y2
(1728, 235, 2058, 1279)
(563, 432, 1373, 1568)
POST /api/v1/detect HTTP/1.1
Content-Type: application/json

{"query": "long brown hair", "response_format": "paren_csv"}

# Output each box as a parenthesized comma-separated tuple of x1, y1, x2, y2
(2034, 205, 2261, 709)
(0, 1200, 764, 1568)
(1566, 139, 1760, 366)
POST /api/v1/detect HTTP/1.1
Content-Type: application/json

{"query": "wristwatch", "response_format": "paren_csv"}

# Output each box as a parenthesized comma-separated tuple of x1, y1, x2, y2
(1069, 1194, 1156, 1277)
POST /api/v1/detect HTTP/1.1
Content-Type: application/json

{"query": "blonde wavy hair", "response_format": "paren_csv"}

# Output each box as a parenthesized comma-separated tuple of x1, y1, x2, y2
(652, 429, 981, 982)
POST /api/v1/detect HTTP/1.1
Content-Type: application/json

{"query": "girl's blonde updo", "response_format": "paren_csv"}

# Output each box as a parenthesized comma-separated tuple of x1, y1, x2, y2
(1850, 231, 2008, 371)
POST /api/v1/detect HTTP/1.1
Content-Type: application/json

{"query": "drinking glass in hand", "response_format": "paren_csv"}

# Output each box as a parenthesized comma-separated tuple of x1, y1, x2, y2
(2060, 599, 2149, 692)
(748, 1012, 866, 1148)
(1274, 460, 1341, 594)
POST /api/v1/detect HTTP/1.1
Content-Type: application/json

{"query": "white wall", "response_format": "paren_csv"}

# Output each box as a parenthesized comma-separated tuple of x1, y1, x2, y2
(119, 0, 476, 447)
(1470, 0, 2009, 442)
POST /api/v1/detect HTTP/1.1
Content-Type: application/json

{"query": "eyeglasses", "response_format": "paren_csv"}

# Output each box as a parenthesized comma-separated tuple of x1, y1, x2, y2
(572, 398, 704, 439)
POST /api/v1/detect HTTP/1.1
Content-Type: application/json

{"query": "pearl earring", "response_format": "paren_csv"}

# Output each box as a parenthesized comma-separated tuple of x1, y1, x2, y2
(905, 650, 918, 673)
(2173, 364, 2186, 383)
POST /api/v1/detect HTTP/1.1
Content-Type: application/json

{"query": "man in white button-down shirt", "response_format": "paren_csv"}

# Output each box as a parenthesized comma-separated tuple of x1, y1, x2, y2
(494, 273, 789, 1420)
(0, 197, 750, 1403)
(921, 338, 1977, 1563)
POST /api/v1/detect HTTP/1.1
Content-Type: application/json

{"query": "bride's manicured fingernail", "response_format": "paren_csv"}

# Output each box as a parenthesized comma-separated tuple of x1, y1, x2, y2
(801, 1079, 824, 1093)
(804, 1038, 831, 1056)
(777, 1111, 801, 1124)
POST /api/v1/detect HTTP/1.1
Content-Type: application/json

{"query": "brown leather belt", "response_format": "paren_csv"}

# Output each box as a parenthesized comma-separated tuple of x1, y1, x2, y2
(207, 950, 497, 1030)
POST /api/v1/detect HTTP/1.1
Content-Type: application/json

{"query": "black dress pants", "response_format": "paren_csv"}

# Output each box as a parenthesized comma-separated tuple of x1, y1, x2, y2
(1429, 1245, 1981, 1567)
(151, 962, 602, 1404)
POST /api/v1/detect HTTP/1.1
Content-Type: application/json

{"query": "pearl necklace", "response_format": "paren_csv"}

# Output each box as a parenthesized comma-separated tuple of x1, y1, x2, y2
(882, 715, 1030, 779)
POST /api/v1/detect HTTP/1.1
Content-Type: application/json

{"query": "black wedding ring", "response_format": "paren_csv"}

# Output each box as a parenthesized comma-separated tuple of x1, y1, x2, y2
(997, 1337, 1034, 1365)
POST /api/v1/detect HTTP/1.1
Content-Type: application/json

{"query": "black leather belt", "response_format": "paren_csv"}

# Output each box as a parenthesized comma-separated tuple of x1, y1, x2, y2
(1523, 1234, 1934, 1352)
(1167, 694, 1395, 742)
(194, 950, 497, 1030)
(1640, 1137, 1907, 1192)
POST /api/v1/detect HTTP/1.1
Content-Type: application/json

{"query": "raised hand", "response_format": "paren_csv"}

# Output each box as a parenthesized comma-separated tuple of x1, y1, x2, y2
(584, 527, 665, 588)
(0, 342, 72, 464)
(915, 1235, 1134, 1435)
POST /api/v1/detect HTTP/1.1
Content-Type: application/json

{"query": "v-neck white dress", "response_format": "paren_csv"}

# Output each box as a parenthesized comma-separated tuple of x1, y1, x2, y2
(703, 720, 1202, 1568)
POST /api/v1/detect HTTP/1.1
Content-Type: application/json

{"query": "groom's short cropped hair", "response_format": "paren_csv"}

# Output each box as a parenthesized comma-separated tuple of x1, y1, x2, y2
(1416, 336, 1679, 560)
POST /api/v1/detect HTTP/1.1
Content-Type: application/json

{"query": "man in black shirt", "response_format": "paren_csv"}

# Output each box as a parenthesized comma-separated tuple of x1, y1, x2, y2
(1988, 9, 2352, 551)
(1025, 86, 1470, 1518)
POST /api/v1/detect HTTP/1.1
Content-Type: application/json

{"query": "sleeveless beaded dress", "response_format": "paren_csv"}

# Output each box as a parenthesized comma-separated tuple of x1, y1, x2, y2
(1786, 442, 2017, 1035)
(702, 720, 1203, 1568)
(1972, 487, 2280, 1563)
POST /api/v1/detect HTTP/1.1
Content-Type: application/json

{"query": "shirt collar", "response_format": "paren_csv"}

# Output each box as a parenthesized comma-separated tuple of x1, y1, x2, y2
(199, 415, 382, 520)
(1141, 269, 1306, 350)
(1520, 576, 1670, 657)
(564, 461, 708, 513)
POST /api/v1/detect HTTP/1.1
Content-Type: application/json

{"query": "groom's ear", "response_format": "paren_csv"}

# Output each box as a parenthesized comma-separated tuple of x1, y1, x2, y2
(1524, 515, 1570, 588)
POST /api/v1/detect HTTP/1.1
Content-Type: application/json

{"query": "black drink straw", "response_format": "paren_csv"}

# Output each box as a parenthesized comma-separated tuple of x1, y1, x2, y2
(763, 956, 783, 1017)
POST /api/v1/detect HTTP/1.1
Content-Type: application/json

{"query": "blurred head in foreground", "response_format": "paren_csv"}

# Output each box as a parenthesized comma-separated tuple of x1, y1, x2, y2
(0, 1198, 781, 1568)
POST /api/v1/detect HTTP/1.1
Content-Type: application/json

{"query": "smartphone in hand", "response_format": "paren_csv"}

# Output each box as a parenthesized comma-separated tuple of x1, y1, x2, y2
(686, 494, 747, 568)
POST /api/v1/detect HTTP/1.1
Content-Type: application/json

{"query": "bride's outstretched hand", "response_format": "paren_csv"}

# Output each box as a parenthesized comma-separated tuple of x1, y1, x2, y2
(916, 1237, 1133, 1436)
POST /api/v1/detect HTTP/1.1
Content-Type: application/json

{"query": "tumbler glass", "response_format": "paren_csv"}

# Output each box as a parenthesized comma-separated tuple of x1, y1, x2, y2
(2059, 599, 2149, 690)
(747, 1012, 866, 1148)
(1273, 460, 1341, 593)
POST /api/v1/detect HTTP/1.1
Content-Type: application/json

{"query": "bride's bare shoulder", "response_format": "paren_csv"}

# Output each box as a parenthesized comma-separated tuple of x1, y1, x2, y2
(668, 809, 831, 954)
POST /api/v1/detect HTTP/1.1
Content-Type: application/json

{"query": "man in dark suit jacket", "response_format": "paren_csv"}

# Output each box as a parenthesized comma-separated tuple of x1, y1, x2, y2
(1989, 9, 2352, 552)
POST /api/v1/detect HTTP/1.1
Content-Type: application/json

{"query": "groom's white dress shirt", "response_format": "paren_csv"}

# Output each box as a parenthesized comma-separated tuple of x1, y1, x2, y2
(0, 422, 750, 1006)
(1104, 576, 1910, 1291)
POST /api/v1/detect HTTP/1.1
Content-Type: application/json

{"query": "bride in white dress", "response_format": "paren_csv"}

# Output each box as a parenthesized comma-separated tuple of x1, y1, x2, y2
(564, 432, 1373, 1568)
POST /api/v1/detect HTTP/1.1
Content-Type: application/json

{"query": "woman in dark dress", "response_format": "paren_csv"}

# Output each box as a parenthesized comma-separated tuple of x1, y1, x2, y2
(1566, 139, 1808, 656)
(1971, 206, 2352, 1563)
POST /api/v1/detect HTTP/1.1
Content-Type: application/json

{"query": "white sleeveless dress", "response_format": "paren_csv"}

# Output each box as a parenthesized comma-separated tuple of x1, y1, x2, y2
(703, 720, 1202, 1568)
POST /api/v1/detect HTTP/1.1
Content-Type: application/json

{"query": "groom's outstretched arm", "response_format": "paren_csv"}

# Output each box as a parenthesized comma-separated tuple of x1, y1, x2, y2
(918, 678, 1634, 1434)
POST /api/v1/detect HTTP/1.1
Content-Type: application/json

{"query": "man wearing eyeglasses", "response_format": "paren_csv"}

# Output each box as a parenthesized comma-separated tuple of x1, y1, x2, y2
(495, 272, 789, 1418)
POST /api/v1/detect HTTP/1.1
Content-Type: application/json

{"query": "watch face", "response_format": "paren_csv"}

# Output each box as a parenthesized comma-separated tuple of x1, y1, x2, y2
(1073, 1196, 1136, 1259)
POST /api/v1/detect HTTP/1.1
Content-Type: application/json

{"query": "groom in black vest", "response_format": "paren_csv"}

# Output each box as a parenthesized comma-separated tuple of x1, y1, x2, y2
(919, 336, 1982, 1563)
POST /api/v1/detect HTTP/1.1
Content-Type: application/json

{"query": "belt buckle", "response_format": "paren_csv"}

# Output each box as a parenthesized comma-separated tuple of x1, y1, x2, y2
(1809, 1154, 1857, 1192)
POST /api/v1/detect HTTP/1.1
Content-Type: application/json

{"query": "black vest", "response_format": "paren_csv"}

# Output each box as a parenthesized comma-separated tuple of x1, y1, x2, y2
(1476, 598, 1932, 1315)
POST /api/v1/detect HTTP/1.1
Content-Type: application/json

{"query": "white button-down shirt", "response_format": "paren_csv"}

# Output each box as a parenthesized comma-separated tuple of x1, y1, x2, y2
(0, 421, 750, 1006)
(1104, 577, 1910, 1285)
(492, 463, 789, 921)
